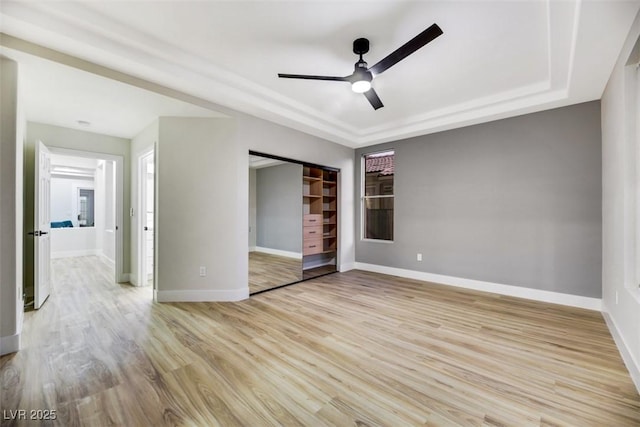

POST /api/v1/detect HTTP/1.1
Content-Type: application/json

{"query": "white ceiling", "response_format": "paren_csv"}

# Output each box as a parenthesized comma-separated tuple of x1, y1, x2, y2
(1, 1, 639, 147)
(50, 153, 98, 169)
(0, 49, 225, 139)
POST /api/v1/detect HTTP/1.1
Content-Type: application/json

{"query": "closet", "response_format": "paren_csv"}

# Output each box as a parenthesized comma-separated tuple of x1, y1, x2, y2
(249, 151, 338, 294)
(302, 166, 338, 278)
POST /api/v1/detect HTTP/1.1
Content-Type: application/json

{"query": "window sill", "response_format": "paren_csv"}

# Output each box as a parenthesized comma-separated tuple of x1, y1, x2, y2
(361, 238, 394, 244)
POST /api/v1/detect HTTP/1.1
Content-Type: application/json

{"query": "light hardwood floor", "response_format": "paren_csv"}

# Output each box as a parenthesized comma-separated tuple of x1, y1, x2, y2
(2, 256, 639, 426)
(249, 251, 302, 293)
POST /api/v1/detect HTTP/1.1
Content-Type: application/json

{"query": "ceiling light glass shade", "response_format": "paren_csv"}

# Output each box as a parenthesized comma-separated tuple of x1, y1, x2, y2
(352, 80, 372, 93)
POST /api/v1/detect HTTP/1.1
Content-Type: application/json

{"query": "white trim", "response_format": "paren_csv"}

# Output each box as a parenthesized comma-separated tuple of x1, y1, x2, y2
(303, 258, 335, 270)
(339, 262, 356, 273)
(249, 246, 256, 252)
(0, 332, 21, 356)
(71, 182, 95, 228)
(255, 246, 303, 259)
(602, 311, 640, 393)
(360, 150, 395, 242)
(99, 252, 115, 269)
(137, 148, 155, 290)
(156, 288, 249, 302)
(51, 249, 99, 259)
(354, 262, 602, 311)
(128, 274, 138, 286)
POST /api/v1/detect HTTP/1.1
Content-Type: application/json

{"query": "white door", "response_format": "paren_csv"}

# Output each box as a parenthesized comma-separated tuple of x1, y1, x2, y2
(139, 151, 155, 287)
(34, 140, 51, 309)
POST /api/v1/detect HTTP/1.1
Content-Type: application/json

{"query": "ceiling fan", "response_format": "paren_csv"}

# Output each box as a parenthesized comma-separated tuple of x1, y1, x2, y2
(278, 24, 443, 110)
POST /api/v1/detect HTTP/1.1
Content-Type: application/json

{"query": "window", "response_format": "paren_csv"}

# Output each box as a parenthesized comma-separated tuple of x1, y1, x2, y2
(362, 150, 394, 241)
(77, 188, 95, 227)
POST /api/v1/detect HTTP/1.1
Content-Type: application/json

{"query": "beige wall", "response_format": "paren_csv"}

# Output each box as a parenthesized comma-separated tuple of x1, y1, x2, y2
(0, 57, 24, 355)
(601, 10, 640, 391)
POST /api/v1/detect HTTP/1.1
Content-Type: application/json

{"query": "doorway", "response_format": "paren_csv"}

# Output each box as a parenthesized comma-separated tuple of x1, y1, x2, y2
(28, 145, 125, 309)
(138, 149, 155, 289)
(48, 148, 124, 282)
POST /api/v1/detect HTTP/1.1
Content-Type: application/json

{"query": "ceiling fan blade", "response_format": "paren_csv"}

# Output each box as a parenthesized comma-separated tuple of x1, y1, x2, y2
(369, 23, 443, 76)
(278, 73, 349, 82)
(364, 88, 384, 110)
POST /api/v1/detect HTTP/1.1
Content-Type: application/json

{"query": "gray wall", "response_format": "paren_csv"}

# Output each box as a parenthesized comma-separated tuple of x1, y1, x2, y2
(249, 167, 257, 248)
(355, 101, 602, 298)
(256, 163, 302, 253)
(0, 57, 24, 354)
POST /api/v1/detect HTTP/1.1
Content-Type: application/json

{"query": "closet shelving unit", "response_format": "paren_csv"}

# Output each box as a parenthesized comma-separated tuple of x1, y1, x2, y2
(303, 166, 338, 275)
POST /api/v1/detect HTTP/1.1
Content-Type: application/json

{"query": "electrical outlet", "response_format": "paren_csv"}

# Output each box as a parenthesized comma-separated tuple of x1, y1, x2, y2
(417, 253, 422, 261)
(199, 266, 206, 277)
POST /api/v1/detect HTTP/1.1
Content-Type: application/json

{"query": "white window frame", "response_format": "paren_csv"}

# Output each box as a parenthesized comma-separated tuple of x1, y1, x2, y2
(71, 182, 95, 228)
(361, 150, 395, 243)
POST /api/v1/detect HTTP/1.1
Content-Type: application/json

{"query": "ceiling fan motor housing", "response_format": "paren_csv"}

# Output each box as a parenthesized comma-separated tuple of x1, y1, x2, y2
(353, 38, 370, 55)
(351, 65, 372, 84)
(353, 38, 372, 83)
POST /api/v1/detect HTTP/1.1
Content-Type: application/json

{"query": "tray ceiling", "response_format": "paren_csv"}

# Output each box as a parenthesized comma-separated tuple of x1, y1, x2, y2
(1, 1, 638, 147)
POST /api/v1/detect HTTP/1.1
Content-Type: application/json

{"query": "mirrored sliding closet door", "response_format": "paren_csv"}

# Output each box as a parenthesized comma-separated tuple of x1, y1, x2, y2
(248, 151, 339, 295)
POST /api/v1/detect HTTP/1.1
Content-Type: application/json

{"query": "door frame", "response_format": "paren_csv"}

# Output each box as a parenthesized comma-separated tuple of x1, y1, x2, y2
(47, 147, 125, 283)
(137, 147, 156, 292)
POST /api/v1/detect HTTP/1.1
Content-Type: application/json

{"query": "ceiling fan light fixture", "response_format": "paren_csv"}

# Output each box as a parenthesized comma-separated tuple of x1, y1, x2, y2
(277, 23, 443, 110)
(351, 79, 372, 93)
(351, 69, 372, 93)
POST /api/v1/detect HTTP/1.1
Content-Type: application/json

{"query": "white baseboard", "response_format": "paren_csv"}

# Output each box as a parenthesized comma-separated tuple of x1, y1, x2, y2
(354, 262, 602, 311)
(128, 275, 153, 288)
(0, 332, 21, 356)
(602, 311, 640, 394)
(156, 287, 249, 302)
(99, 253, 115, 269)
(255, 246, 302, 260)
(51, 249, 99, 259)
(339, 262, 356, 272)
(249, 246, 256, 252)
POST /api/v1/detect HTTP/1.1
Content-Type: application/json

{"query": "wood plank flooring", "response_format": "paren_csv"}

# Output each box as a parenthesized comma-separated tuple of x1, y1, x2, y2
(249, 251, 301, 293)
(303, 264, 338, 281)
(2, 256, 639, 426)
